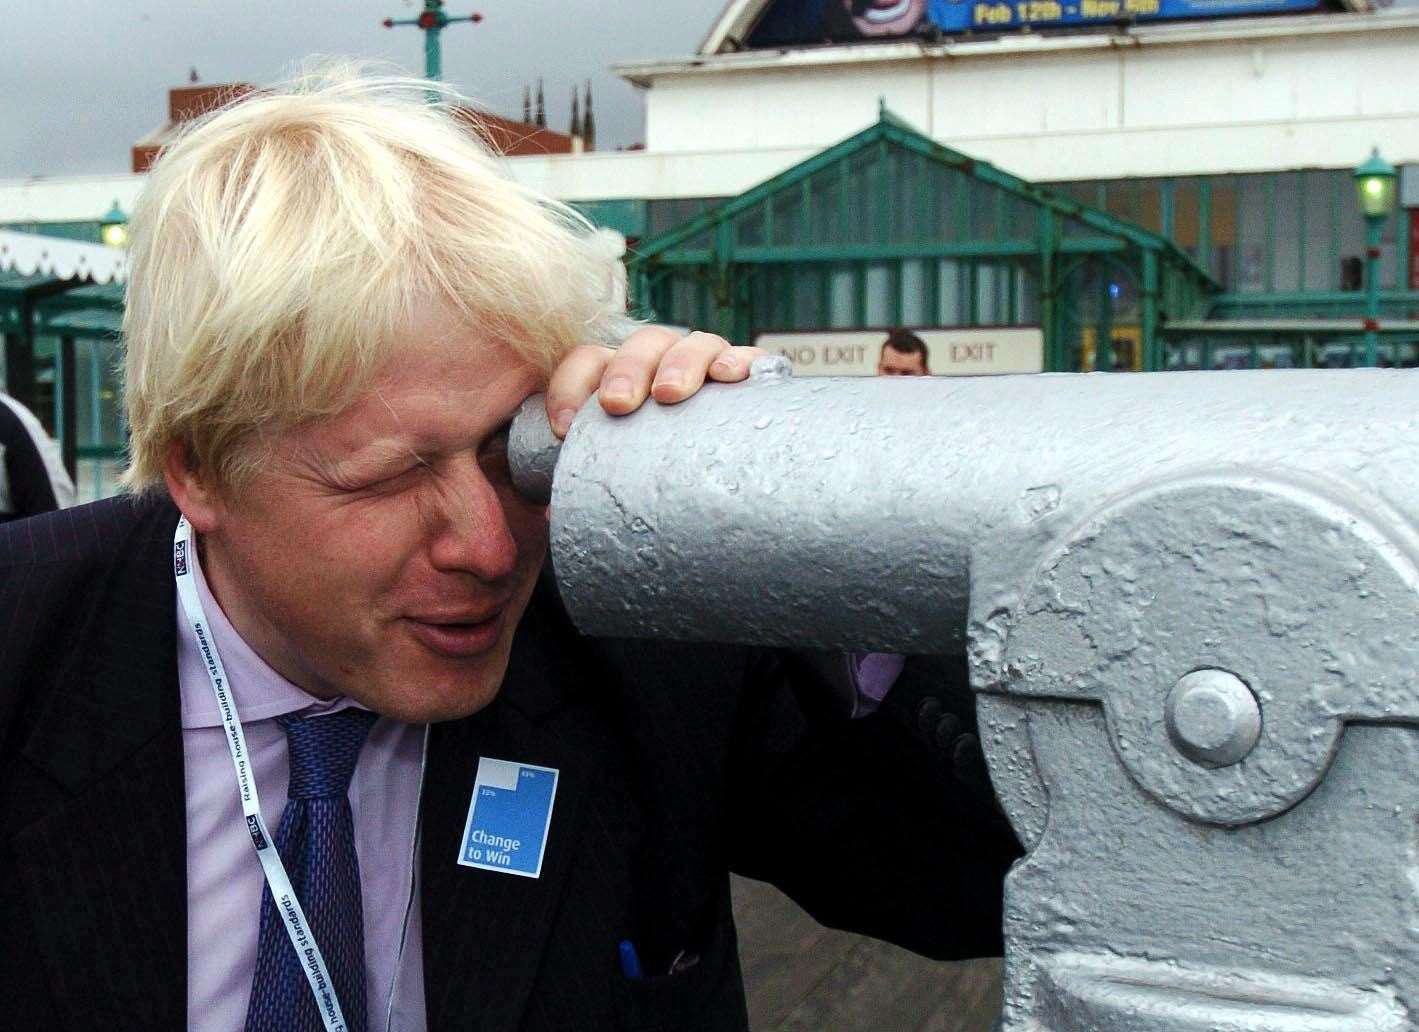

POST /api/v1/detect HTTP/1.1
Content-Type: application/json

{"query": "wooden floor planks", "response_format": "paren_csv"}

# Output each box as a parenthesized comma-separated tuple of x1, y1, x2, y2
(732, 875, 1002, 1032)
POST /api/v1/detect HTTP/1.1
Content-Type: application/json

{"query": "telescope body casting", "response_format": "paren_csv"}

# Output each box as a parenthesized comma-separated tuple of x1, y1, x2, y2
(510, 361, 1419, 1031)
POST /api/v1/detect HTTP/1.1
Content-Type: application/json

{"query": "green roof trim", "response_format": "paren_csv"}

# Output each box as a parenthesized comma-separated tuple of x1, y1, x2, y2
(630, 106, 1217, 293)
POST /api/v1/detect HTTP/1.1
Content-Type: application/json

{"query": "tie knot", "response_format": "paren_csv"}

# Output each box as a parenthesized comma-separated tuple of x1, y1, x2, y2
(277, 708, 379, 800)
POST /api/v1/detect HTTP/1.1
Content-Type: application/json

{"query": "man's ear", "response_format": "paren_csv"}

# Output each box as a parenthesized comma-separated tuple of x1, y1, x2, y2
(163, 440, 224, 534)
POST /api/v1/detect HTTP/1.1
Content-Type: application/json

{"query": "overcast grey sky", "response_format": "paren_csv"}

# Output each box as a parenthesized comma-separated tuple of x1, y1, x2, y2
(0, 0, 717, 180)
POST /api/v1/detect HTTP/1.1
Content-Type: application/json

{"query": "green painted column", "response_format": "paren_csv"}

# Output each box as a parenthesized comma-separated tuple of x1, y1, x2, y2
(630, 264, 656, 323)
(1197, 180, 1212, 277)
(1096, 275, 1113, 373)
(425, 22, 442, 80)
(56, 335, 77, 478)
(713, 221, 738, 342)
(1396, 205, 1410, 304)
(1362, 218, 1383, 367)
(1141, 250, 1161, 371)
(1263, 174, 1277, 294)
(1037, 211, 1059, 371)
(733, 271, 753, 346)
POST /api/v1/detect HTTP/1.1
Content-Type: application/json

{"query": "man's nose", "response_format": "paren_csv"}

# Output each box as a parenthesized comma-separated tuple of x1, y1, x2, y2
(426, 457, 520, 581)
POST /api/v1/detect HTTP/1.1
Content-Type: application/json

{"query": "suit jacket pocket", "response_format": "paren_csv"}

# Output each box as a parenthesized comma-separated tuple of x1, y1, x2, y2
(611, 903, 749, 1032)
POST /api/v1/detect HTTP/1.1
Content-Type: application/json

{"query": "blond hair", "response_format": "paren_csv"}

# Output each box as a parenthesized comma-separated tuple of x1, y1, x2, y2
(121, 63, 629, 491)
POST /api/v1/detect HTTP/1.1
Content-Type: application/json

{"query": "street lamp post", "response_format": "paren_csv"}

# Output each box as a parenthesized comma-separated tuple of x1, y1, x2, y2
(382, 0, 483, 83)
(1353, 148, 1397, 367)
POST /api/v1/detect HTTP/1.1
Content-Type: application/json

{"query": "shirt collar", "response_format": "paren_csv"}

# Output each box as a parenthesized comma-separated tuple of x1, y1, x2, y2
(177, 538, 363, 729)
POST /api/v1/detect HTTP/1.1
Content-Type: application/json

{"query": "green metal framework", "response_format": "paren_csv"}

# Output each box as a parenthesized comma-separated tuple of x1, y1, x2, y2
(1049, 170, 1419, 368)
(1159, 319, 1419, 371)
(1052, 170, 1410, 298)
(0, 270, 125, 491)
(627, 107, 1218, 372)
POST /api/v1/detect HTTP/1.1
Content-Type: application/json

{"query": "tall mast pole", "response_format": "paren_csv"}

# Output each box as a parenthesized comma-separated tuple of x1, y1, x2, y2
(382, 0, 483, 85)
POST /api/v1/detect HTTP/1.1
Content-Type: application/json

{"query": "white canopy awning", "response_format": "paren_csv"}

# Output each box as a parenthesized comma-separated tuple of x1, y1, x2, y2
(0, 229, 127, 285)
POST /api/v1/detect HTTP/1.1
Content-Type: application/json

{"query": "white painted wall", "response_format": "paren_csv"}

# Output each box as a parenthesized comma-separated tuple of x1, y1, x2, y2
(625, 10, 1419, 184)
(503, 145, 813, 201)
(646, 63, 928, 155)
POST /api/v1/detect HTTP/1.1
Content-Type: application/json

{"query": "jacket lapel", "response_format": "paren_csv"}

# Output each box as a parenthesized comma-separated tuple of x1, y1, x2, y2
(12, 499, 188, 1030)
(420, 585, 599, 1032)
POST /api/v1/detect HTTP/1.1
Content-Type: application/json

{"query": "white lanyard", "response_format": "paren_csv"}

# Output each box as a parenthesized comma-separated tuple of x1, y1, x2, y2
(173, 517, 352, 1032)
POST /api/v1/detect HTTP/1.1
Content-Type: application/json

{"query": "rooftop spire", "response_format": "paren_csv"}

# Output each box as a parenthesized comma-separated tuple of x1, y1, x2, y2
(582, 80, 595, 151)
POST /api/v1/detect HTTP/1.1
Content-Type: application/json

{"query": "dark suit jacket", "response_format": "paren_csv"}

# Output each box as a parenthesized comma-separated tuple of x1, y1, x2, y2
(0, 496, 1017, 1032)
(0, 395, 58, 522)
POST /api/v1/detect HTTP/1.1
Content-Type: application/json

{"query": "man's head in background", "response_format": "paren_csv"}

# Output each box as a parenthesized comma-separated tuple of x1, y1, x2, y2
(877, 329, 930, 376)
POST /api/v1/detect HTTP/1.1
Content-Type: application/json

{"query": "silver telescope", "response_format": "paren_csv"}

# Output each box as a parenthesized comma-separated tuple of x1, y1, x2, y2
(511, 360, 1419, 1031)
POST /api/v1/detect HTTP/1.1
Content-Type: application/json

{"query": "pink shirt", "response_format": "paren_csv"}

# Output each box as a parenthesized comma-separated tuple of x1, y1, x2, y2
(176, 549, 900, 1031)
(177, 547, 428, 1032)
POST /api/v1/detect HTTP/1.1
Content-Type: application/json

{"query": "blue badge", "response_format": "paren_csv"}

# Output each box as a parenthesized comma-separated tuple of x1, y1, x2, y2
(456, 757, 559, 879)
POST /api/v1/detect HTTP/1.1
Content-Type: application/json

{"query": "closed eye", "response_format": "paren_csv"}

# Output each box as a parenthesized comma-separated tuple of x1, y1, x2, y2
(353, 460, 430, 494)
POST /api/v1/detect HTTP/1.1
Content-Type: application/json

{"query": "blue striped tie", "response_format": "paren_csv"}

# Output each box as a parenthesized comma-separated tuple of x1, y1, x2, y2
(244, 707, 379, 1032)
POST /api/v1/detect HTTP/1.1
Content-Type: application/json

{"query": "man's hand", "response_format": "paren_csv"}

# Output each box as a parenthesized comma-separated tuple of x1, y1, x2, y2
(544, 327, 765, 438)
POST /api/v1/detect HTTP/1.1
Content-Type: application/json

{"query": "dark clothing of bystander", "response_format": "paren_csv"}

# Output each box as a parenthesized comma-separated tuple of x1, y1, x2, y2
(0, 395, 59, 523)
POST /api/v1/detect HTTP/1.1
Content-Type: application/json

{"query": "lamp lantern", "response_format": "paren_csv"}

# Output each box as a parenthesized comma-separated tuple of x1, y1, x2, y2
(99, 199, 128, 249)
(1354, 148, 1398, 220)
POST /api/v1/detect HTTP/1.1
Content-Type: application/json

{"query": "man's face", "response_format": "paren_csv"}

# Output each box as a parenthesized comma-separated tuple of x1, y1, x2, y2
(877, 345, 929, 376)
(194, 303, 548, 723)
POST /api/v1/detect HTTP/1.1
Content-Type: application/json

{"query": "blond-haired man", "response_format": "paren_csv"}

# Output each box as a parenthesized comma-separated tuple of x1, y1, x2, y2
(0, 71, 1015, 1032)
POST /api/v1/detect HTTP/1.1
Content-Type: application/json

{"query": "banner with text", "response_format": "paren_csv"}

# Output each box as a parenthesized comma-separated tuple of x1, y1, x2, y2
(747, 0, 1322, 47)
(756, 326, 1044, 376)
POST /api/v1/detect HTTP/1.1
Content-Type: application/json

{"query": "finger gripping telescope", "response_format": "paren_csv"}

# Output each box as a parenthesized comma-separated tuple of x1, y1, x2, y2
(511, 359, 1419, 1031)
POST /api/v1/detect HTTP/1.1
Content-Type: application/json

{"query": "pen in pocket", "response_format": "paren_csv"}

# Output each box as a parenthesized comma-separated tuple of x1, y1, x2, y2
(619, 939, 645, 979)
